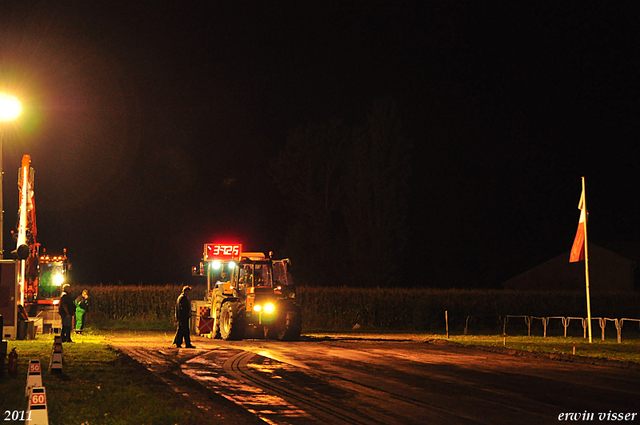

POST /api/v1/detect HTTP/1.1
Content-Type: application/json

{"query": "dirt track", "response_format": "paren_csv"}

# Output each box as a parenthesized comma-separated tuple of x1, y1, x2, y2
(108, 332, 640, 424)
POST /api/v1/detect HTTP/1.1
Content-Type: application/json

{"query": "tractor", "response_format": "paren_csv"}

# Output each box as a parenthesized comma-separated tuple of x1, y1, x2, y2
(193, 243, 301, 341)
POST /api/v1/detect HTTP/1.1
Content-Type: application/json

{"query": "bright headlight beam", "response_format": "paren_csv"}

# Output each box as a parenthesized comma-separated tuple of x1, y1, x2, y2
(263, 303, 275, 314)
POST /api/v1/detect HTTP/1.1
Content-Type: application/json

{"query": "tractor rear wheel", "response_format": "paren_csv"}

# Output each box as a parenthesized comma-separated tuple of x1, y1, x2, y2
(220, 301, 245, 340)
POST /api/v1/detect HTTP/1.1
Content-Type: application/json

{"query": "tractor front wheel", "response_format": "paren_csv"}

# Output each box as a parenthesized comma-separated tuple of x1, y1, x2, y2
(276, 305, 302, 341)
(220, 301, 245, 340)
(211, 298, 222, 339)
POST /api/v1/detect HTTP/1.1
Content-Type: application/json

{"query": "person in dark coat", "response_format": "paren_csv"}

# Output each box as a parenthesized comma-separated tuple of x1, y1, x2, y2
(172, 286, 195, 348)
(58, 284, 75, 342)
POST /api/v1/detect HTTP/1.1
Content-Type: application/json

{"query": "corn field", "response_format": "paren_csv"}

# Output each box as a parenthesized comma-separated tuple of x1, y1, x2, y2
(298, 287, 640, 331)
(80, 285, 640, 332)
(84, 285, 206, 321)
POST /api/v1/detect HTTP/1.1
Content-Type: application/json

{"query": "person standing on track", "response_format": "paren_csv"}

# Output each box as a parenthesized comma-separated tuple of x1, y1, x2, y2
(172, 285, 195, 348)
(58, 284, 75, 342)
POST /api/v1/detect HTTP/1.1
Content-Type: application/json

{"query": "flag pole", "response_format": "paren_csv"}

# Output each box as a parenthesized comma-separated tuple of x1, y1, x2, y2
(582, 176, 592, 343)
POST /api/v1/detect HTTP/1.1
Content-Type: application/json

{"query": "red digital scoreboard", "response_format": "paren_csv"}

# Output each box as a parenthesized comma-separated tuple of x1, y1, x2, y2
(204, 244, 242, 261)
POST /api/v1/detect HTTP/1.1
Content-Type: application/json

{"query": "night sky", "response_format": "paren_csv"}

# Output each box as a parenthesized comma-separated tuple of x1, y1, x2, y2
(1, 2, 639, 288)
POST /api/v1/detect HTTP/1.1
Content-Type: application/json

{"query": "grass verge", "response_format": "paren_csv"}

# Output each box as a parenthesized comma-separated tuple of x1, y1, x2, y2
(439, 334, 640, 365)
(0, 329, 211, 425)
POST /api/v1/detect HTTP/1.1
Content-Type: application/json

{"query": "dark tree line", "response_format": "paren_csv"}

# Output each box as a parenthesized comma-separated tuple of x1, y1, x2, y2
(271, 100, 412, 287)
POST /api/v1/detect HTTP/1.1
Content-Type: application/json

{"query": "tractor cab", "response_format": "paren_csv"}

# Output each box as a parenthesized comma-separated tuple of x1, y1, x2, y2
(272, 258, 295, 299)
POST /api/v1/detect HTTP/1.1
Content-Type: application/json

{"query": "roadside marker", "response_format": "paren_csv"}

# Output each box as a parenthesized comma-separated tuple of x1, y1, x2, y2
(49, 338, 63, 373)
(26, 386, 49, 425)
(25, 359, 43, 397)
(199, 316, 214, 335)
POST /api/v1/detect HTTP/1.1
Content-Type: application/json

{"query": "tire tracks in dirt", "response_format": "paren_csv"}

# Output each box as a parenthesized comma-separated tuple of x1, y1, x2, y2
(115, 344, 267, 424)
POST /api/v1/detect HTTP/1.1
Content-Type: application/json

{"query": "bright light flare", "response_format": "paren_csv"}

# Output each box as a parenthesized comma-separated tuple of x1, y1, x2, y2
(254, 303, 276, 314)
(263, 302, 275, 314)
(53, 273, 64, 286)
(212, 260, 221, 269)
(0, 93, 22, 122)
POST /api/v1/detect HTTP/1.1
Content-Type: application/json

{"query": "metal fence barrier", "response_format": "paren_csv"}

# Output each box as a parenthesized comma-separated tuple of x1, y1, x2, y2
(502, 315, 640, 343)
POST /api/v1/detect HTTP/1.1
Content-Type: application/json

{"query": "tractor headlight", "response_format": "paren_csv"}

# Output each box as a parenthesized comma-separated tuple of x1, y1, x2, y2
(263, 302, 275, 314)
(53, 273, 64, 286)
(253, 303, 276, 314)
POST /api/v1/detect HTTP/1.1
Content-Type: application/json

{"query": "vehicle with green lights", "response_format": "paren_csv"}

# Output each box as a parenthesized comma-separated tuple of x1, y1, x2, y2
(193, 243, 301, 341)
(11, 155, 71, 330)
(37, 250, 70, 303)
(22, 248, 71, 330)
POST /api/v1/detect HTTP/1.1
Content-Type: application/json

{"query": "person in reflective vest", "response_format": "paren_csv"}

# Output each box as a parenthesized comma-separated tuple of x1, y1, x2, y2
(75, 289, 89, 334)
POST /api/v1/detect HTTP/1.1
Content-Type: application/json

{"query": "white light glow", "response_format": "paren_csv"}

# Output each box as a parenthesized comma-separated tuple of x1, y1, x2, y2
(0, 93, 22, 122)
(263, 302, 275, 314)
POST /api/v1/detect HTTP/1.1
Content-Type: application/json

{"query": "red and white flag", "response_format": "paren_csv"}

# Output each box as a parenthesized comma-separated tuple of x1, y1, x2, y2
(569, 188, 586, 262)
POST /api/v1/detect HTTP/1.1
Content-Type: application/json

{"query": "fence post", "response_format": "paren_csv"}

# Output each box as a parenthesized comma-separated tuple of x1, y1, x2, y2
(599, 318, 606, 341)
(445, 310, 449, 338)
(562, 317, 569, 338)
(525, 316, 531, 337)
(616, 319, 622, 344)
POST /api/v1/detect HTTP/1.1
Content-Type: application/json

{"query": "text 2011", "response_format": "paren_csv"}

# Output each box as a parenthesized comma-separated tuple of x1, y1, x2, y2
(3, 411, 31, 422)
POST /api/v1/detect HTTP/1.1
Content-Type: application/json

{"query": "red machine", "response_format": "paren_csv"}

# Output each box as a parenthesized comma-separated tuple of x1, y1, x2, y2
(12, 156, 70, 320)
(14, 155, 37, 306)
